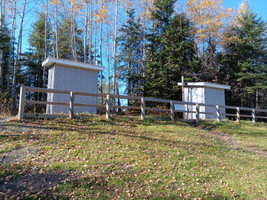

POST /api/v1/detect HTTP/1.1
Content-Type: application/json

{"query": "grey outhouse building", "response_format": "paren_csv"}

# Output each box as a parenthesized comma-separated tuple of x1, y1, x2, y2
(42, 57, 105, 114)
(178, 82, 230, 120)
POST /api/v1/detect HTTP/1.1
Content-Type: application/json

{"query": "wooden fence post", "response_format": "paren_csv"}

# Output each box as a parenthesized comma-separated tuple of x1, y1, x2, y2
(69, 91, 75, 119)
(170, 101, 174, 121)
(252, 109, 256, 123)
(195, 103, 199, 124)
(106, 95, 110, 119)
(141, 97, 145, 120)
(236, 107, 240, 123)
(216, 105, 221, 122)
(18, 85, 25, 120)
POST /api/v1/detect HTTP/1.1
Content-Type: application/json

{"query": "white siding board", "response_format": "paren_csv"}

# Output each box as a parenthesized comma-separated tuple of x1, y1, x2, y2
(46, 67, 55, 114)
(184, 87, 205, 119)
(204, 88, 226, 119)
(46, 64, 98, 114)
(181, 82, 229, 120)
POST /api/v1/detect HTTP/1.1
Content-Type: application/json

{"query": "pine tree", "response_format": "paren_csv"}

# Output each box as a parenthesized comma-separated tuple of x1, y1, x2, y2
(145, 0, 198, 100)
(57, 18, 84, 61)
(0, 26, 11, 94)
(23, 13, 52, 100)
(218, 7, 267, 108)
(117, 8, 144, 100)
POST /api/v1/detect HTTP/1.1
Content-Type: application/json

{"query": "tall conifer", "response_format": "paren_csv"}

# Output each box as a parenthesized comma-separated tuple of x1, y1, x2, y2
(219, 7, 267, 108)
(145, 0, 198, 100)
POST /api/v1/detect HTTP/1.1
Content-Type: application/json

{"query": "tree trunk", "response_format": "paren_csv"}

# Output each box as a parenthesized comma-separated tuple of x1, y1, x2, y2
(100, 21, 103, 103)
(99, 0, 103, 102)
(108, 41, 110, 95)
(7, 1, 16, 94)
(0, 49, 2, 94)
(70, 3, 75, 60)
(93, 0, 97, 65)
(72, 9, 77, 61)
(83, 1, 88, 63)
(113, 0, 118, 104)
(0, 0, 2, 28)
(12, 0, 26, 98)
(0, 0, 3, 93)
(44, 0, 48, 59)
(55, 4, 59, 58)
(116, 77, 121, 112)
(42, 0, 48, 100)
(88, 1, 92, 64)
(256, 89, 259, 109)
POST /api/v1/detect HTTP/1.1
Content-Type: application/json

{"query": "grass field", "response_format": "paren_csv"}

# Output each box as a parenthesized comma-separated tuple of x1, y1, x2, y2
(0, 116, 266, 199)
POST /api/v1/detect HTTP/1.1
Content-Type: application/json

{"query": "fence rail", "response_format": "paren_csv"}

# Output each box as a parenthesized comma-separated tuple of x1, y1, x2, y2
(18, 86, 267, 123)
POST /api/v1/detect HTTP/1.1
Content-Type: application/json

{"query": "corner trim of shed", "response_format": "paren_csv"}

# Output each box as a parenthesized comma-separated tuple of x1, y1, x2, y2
(42, 57, 105, 72)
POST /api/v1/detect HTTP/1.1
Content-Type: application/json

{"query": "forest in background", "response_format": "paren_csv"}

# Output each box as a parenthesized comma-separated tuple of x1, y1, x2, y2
(0, 0, 266, 113)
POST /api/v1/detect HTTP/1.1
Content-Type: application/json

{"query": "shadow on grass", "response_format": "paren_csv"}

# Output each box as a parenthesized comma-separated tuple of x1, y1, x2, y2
(4, 116, 192, 135)
(0, 168, 77, 199)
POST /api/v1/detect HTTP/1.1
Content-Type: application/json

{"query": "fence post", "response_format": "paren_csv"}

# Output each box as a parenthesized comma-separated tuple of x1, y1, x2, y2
(18, 85, 25, 120)
(141, 97, 145, 120)
(236, 107, 240, 123)
(195, 103, 199, 124)
(69, 91, 75, 119)
(106, 95, 110, 119)
(170, 101, 174, 121)
(216, 105, 221, 122)
(252, 109, 256, 123)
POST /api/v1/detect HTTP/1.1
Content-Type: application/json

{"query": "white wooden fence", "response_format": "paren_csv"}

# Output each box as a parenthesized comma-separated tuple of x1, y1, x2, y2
(18, 86, 267, 123)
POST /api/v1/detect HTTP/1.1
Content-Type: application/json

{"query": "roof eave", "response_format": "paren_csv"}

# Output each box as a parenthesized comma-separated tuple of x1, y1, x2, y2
(42, 57, 105, 72)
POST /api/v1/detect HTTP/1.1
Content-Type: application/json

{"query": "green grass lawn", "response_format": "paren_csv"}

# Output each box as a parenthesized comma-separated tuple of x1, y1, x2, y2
(0, 116, 266, 199)
(199, 120, 267, 152)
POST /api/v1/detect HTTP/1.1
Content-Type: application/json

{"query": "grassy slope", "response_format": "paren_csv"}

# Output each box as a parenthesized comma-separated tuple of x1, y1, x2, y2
(0, 116, 266, 199)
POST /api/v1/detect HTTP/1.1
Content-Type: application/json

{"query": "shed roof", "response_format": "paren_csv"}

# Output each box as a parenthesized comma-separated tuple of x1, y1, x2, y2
(42, 57, 105, 72)
(178, 82, 230, 90)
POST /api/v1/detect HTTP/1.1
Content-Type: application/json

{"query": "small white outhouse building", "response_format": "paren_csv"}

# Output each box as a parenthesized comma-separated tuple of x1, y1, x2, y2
(42, 57, 104, 114)
(178, 82, 230, 120)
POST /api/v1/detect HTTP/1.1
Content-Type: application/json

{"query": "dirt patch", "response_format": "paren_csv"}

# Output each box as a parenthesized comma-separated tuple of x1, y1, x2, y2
(0, 172, 66, 194)
(196, 125, 267, 158)
(0, 146, 39, 164)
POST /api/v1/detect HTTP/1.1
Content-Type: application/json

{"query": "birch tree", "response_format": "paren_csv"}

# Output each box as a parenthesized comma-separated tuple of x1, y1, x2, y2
(12, 0, 26, 98)
(113, 0, 118, 99)
(186, 0, 234, 80)
(82, 0, 89, 63)
(42, 0, 49, 93)
(44, 0, 48, 58)
(69, 0, 79, 60)
(93, 0, 98, 64)
(7, 0, 16, 94)
(88, 0, 92, 63)
(0, 0, 4, 92)
(96, 0, 108, 98)
(50, 0, 60, 58)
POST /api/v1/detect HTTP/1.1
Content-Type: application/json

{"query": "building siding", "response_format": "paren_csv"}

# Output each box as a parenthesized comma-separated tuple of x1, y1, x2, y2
(183, 87, 227, 120)
(204, 88, 226, 119)
(46, 64, 98, 114)
(184, 87, 206, 119)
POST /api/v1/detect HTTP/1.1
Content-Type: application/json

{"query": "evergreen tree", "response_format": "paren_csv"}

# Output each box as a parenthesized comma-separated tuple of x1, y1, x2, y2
(117, 8, 144, 99)
(145, 0, 198, 100)
(57, 18, 85, 62)
(218, 7, 267, 108)
(0, 26, 11, 94)
(23, 13, 52, 99)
